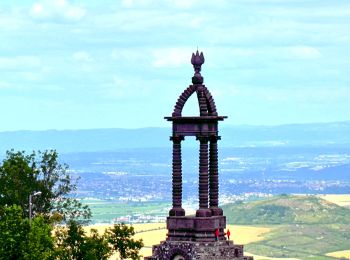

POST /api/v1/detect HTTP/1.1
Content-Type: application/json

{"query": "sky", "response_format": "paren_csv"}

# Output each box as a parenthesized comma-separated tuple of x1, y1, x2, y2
(0, 0, 349, 131)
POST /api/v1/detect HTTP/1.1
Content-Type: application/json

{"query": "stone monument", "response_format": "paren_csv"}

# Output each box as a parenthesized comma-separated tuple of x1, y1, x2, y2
(145, 51, 253, 260)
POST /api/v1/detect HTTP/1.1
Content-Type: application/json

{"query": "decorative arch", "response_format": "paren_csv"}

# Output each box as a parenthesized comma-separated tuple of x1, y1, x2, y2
(172, 85, 217, 117)
(169, 248, 190, 260)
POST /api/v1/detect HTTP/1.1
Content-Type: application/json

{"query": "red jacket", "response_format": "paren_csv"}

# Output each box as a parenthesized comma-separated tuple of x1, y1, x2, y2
(215, 229, 220, 237)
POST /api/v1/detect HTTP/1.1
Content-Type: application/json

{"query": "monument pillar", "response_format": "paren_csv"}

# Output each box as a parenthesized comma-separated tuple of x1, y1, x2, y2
(169, 136, 185, 217)
(196, 136, 211, 217)
(209, 135, 223, 216)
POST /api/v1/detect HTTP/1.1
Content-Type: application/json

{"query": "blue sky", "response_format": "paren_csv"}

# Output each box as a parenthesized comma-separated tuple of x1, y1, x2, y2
(1, 0, 349, 131)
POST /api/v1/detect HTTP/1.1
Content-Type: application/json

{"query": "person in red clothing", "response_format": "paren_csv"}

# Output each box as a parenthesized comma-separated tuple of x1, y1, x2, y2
(215, 228, 220, 241)
(226, 229, 231, 240)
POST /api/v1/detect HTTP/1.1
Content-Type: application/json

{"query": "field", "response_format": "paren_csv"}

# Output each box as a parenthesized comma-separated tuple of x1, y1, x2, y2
(318, 194, 350, 207)
(326, 250, 350, 259)
(84, 223, 350, 259)
(81, 199, 170, 223)
(85, 223, 272, 258)
(82, 195, 350, 259)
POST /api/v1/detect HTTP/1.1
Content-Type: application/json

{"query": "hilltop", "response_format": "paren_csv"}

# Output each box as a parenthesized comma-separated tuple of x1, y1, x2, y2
(223, 194, 350, 225)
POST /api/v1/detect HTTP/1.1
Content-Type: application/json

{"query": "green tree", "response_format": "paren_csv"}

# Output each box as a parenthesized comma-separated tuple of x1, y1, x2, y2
(0, 205, 28, 259)
(0, 205, 55, 260)
(0, 151, 143, 260)
(23, 215, 55, 260)
(55, 220, 86, 259)
(106, 223, 144, 260)
(0, 150, 91, 223)
(55, 220, 112, 260)
(83, 229, 112, 260)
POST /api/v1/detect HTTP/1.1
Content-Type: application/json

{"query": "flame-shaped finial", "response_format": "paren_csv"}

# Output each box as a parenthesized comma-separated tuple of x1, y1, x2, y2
(191, 50, 205, 74)
(191, 50, 205, 84)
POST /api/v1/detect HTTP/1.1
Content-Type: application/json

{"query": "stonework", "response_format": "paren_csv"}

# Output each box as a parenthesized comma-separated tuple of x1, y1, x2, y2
(145, 51, 253, 260)
(145, 241, 253, 260)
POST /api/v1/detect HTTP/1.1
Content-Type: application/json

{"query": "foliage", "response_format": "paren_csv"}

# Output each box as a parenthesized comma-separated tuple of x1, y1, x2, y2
(55, 220, 112, 260)
(0, 150, 143, 260)
(55, 222, 144, 259)
(0, 205, 55, 260)
(23, 215, 55, 259)
(0, 205, 29, 259)
(106, 223, 144, 260)
(0, 150, 91, 223)
(84, 229, 112, 260)
(55, 220, 86, 259)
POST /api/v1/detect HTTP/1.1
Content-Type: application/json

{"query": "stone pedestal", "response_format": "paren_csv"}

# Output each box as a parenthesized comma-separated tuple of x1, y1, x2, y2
(145, 241, 254, 260)
(167, 215, 226, 242)
(145, 215, 253, 259)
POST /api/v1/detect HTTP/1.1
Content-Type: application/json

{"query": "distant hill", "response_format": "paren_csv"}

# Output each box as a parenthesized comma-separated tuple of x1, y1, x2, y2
(227, 195, 350, 259)
(0, 121, 349, 153)
(223, 195, 350, 225)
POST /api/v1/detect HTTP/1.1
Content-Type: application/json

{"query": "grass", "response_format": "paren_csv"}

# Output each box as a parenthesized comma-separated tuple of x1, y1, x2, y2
(245, 223, 350, 259)
(81, 199, 170, 223)
(222, 195, 350, 225)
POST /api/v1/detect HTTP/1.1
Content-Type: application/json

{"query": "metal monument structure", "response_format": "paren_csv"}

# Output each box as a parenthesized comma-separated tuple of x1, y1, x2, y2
(146, 51, 253, 260)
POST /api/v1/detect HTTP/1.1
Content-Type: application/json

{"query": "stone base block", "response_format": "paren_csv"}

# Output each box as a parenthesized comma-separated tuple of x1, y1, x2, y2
(167, 215, 226, 242)
(144, 240, 254, 260)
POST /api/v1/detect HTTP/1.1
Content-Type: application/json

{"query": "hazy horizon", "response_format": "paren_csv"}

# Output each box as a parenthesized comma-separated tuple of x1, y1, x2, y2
(0, 119, 349, 133)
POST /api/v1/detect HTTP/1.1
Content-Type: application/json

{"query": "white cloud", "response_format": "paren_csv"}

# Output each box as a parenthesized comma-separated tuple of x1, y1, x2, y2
(98, 74, 154, 100)
(72, 51, 93, 62)
(0, 81, 11, 89)
(121, 0, 214, 9)
(111, 49, 140, 61)
(29, 0, 86, 22)
(168, 0, 199, 9)
(121, 0, 134, 8)
(0, 56, 41, 69)
(288, 46, 321, 59)
(152, 48, 192, 68)
(0, 10, 26, 31)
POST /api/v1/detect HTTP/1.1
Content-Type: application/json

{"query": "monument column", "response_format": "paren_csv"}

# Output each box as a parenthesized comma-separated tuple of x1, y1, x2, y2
(209, 135, 223, 216)
(169, 136, 185, 216)
(196, 136, 212, 217)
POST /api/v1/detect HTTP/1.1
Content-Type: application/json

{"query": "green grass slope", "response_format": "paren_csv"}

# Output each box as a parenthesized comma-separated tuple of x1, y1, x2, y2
(223, 195, 350, 259)
(223, 194, 350, 225)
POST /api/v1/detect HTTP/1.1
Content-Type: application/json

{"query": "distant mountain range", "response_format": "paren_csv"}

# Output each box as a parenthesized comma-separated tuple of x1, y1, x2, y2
(0, 121, 349, 154)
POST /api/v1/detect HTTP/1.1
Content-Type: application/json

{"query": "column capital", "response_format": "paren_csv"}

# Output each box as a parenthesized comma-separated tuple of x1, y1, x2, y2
(170, 136, 184, 142)
(210, 135, 221, 142)
(196, 136, 210, 143)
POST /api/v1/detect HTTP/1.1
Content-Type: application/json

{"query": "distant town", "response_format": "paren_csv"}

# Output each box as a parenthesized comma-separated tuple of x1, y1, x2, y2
(58, 146, 350, 224)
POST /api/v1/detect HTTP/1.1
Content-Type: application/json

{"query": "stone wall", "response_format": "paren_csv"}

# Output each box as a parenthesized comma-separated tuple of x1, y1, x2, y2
(145, 240, 254, 260)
